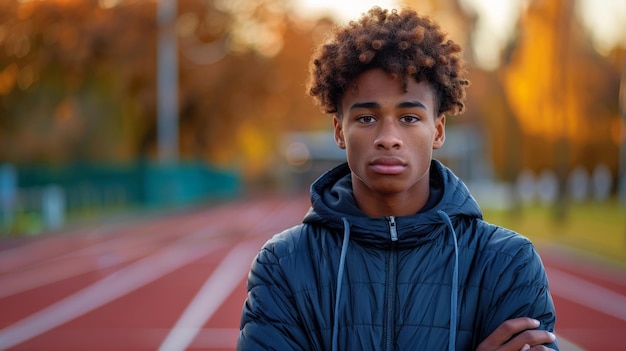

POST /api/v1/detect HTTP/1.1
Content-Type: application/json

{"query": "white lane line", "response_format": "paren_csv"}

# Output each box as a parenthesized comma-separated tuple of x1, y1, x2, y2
(0, 204, 231, 273)
(0, 212, 231, 298)
(547, 267, 626, 322)
(0, 238, 225, 350)
(157, 240, 261, 351)
(0, 244, 149, 299)
(0, 197, 303, 350)
(0, 222, 136, 272)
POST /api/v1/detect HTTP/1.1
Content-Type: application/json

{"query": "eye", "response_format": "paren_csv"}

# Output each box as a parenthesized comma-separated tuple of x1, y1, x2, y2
(357, 115, 377, 124)
(400, 115, 420, 123)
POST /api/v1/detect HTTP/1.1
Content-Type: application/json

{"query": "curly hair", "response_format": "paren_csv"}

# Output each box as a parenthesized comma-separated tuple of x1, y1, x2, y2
(307, 7, 469, 116)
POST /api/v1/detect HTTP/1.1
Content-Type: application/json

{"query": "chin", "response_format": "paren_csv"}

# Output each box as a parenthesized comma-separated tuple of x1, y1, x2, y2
(368, 182, 409, 195)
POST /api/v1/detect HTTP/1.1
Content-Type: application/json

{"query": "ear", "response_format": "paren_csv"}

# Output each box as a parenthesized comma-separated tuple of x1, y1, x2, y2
(333, 115, 346, 149)
(432, 114, 446, 149)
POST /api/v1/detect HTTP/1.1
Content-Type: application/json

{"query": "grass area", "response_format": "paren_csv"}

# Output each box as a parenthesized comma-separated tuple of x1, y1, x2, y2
(1, 204, 141, 237)
(483, 200, 626, 265)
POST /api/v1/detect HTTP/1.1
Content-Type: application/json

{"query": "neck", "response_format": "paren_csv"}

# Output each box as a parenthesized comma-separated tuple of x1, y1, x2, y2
(352, 177, 430, 218)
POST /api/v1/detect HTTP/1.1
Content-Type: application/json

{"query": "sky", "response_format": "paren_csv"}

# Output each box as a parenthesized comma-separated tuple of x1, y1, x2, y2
(463, 0, 626, 68)
(293, 0, 400, 23)
(576, 0, 626, 55)
(461, 0, 525, 69)
(293, 0, 626, 70)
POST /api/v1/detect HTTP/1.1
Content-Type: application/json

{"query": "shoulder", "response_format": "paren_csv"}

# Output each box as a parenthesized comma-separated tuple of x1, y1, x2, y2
(256, 224, 307, 262)
(248, 223, 340, 294)
(256, 223, 338, 264)
(246, 225, 308, 290)
(466, 219, 534, 256)
(464, 219, 545, 279)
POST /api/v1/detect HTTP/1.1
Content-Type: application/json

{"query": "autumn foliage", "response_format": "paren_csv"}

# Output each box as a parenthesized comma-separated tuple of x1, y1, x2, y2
(0, 0, 623, 186)
(0, 0, 325, 180)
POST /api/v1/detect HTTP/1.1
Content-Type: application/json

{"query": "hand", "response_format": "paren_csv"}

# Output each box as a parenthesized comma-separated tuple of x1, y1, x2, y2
(476, 317, 556, 351)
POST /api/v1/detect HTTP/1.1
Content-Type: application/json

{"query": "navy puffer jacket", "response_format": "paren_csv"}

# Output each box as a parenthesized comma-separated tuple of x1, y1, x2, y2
(238, 160, 558, 350)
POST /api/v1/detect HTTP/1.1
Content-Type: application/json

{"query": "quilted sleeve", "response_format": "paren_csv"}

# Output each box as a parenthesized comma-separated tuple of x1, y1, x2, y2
(481, 237, 559, 350)
(237, 241, 309, 351)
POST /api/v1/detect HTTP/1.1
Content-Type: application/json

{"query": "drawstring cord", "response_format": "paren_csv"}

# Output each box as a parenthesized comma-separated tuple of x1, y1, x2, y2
(332, 214, 458, 351)
(332, 217, 351, 351)
(438, 210, 459, 351)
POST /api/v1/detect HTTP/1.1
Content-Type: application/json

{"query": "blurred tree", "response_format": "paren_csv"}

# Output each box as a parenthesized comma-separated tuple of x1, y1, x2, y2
(501, 0, 622, 208)
(0, 0, 622, 189)
(0, 0, 157, 164)
(175, 0, 328, 178)
(0, 0, 326, 181)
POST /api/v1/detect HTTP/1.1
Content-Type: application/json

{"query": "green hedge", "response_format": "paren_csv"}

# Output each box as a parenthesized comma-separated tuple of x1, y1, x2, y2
(14, 160, 241, 211)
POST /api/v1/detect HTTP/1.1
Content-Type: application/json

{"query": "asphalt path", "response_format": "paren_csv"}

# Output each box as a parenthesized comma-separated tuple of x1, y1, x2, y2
(0, 193, 624, 350)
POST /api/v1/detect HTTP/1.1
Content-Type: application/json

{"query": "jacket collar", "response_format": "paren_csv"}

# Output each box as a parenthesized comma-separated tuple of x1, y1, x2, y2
(303, 160, 482, 247)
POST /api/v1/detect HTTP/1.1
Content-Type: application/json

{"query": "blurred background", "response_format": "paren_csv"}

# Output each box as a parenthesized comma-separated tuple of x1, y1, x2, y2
(0, 0, 624, 262)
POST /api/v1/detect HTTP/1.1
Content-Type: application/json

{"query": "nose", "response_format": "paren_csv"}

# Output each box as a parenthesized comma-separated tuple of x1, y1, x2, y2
(374, 121, 402, 150)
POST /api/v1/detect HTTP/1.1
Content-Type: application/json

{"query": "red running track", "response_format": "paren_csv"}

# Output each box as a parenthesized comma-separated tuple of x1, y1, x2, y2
(0, 194, 624, 350)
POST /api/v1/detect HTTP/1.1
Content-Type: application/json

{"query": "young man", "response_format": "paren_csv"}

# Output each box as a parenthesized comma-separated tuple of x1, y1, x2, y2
(238, 7, 558, 351)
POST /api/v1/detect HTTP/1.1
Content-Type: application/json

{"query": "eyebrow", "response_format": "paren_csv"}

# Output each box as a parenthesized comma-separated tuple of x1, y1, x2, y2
(397, 101, 427, 109)
(349, 100, 427, 111)
(349, 102, 379, 111)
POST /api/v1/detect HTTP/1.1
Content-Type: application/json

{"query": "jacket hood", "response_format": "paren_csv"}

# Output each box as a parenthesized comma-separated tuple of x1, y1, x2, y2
(303, 159, 483, 248)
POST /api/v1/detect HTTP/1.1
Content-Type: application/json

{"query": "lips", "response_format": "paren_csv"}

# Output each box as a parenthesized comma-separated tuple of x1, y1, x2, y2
(370, 157, 406, 174)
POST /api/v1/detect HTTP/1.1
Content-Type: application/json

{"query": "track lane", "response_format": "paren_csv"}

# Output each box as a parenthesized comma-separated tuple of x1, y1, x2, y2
(540, 247, 626, 351)
(0, 194, 309, 351)
(0, 194, 624, 351)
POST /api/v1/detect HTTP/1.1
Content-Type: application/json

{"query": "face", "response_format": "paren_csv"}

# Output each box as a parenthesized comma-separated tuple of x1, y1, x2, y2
(334, 68, 445, 215)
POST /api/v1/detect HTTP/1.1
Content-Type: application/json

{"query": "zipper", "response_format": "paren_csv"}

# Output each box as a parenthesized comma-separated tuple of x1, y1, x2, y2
(384, 216, 398, 350)
(387, 216, 398, 241)
(384, 247, 397, 350)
